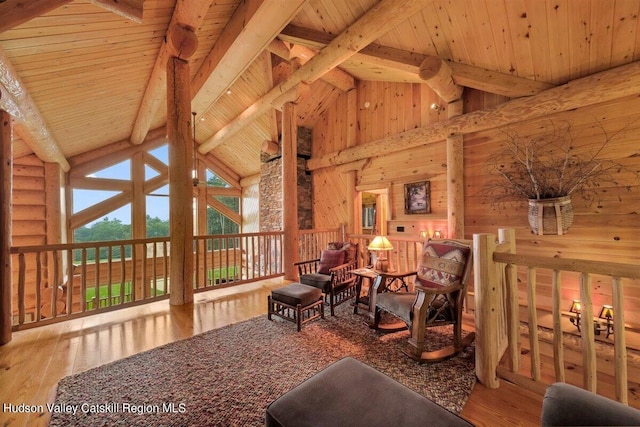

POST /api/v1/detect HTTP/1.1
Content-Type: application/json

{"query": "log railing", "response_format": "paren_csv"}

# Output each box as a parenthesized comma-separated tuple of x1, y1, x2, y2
(347, 233, 424, 271)
(297, 227, 344, 261)
(10, 231, 286, 330)
(474, 228, 640, 405)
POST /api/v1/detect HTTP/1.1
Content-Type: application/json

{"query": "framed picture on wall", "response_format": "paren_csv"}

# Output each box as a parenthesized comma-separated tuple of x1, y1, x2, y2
(404, 181, 431, 214)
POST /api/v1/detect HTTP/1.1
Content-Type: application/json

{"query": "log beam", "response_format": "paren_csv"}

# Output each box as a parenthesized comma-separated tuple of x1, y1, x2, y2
(190, 0, 308, 119)
(0, 46, 69, 171)
(261, 140, 279, 155)
(0, 0, 72, 34)
(129, 0, 212, 145)
(419, 56, 463, 103)
(90, 0, 143, 23)
(199, 0, 431, 154)
(0, 0, 143, 33)
(307, 60, 640, 171)
(279, 24, 554, 98)
(1, 110, 12, 345)
(290, 45, 356, 92)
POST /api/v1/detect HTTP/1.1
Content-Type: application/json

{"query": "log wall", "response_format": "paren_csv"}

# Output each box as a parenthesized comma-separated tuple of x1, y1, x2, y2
(312, 81, 640, 335)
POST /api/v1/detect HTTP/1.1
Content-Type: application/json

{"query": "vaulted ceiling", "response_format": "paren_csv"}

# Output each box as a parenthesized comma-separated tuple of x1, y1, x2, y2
(1, 0, 639, 180)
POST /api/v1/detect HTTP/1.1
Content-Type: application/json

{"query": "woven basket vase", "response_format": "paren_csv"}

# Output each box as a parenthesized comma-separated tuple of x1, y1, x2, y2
(528, 196, 574, 235)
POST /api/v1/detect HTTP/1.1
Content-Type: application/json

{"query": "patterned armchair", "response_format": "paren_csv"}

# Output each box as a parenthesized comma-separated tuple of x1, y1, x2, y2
(370, 239, 474, 362)
(294, 242, 359, 316)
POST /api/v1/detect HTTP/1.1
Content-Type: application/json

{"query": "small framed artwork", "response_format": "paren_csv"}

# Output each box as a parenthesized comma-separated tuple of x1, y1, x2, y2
(404, 181, 431, 214)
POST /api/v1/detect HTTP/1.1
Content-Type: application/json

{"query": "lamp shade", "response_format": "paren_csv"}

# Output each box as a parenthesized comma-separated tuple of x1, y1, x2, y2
(368, 235, 393, 251)
(599, 305, 614, 319)
(569, 300, 581, 314)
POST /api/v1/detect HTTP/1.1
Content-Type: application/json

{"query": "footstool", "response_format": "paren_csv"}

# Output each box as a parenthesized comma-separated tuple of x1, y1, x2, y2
(268, 283, 324, 331)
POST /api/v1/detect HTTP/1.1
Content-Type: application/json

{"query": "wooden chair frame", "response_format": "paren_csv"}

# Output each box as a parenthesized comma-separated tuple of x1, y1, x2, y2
(370, 239, 475, 363)
(294, 258, 358, 316)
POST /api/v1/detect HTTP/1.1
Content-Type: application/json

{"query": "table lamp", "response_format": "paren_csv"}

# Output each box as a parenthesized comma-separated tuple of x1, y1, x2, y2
(368, 236, 393, 272)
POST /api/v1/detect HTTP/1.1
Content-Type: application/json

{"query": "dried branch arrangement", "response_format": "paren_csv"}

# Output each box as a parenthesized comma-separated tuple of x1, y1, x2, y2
(484, 120, 638, 202)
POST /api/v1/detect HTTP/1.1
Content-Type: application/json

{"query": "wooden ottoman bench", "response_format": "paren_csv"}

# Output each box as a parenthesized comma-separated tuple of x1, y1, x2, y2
(268, 283, 324, 331)
(265, 357, 473, 427)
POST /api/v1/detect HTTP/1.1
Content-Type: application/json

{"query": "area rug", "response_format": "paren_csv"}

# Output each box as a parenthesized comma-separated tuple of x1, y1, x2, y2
(49, 304, 476, 426)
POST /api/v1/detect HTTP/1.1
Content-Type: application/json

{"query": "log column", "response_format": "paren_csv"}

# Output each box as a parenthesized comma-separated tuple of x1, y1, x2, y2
(446, 100, 464, 238)
(132, 151, 146, 299)
(167, 25, 197, 305)
(1, 109, 13, 344)
(282, 101, 298, 280)
(419, 56, 465, 238)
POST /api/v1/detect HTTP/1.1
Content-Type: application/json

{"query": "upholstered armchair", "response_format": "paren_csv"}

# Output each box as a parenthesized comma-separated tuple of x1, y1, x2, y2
(294, 242, 359, 316)
(370, 239, 474, 363)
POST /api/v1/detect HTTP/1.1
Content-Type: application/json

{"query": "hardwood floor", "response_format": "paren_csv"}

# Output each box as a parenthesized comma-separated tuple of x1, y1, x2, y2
(0, 278, 543, 426)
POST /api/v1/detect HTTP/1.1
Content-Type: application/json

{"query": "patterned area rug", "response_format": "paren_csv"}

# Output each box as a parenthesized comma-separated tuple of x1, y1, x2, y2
(50, 304, 476, 426)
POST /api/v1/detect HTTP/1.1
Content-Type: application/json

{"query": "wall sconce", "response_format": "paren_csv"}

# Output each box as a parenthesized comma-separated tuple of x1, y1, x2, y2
(569, 299, 582, 331)
(432, 230, 443, 239)
(430, 103, 443, 113)
(595, 305, 614, 338)
(569, 300, 614, 339)
(419, 230, 428, 241)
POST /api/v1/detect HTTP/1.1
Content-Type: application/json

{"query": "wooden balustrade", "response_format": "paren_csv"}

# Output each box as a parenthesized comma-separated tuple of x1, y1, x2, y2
(297, 227, 343, 261)
(9, 231, 286, 330)
(474, 228, 640, 405)
(348, 233, 423, 273)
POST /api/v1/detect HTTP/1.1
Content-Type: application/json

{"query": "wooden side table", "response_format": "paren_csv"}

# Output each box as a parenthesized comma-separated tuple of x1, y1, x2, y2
(349, 268, 416, 314)
(349, 268, 378, 314)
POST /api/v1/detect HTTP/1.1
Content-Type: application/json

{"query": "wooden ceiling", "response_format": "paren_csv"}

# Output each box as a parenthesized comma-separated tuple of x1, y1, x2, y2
(1, 0, 640, 179)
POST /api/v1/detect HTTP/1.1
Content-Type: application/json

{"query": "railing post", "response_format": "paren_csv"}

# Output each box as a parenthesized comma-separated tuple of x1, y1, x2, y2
(473, 233, 501, 388)
(0, 110, 12, 344)
(498, 228, 519, 373)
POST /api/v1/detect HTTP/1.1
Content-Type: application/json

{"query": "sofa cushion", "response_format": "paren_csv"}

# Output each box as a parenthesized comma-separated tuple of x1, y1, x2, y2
(318, 249, 345, 274)
(541, 382, 640, 426)
(265, 357, 473, 427)
(416, 241, 471, 289)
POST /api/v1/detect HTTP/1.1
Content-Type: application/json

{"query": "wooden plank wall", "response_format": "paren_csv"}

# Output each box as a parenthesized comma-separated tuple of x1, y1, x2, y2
(312, 81, 447, 232)
(312, 81, 640, 333)
(11, 154, 48, 314)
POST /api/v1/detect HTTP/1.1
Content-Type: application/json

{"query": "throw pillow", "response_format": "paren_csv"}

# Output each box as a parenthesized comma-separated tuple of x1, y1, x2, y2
(415, 241, 471, 289)
(327, 241, 358, 264)
(318, 249, 346, 274)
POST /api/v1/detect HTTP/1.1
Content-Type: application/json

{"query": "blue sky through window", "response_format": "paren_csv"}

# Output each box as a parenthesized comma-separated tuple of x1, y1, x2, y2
(74, 145, 170, 226)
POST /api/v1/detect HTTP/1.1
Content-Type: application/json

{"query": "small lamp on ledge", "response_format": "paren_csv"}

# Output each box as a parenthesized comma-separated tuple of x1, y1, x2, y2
(569, 299, 582, 331)
(595, 305, 614, 338)
(368, 236, 393, 272)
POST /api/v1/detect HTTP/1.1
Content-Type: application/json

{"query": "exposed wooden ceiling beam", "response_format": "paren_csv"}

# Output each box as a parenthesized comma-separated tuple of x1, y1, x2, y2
(279, 24, 554, 98)
(90, 0, 143, 23)
(190, 0, 308, 119)
(419, 56, 463, 103)
(129, 0, 213, 145)
(306, 61, 640, 171)
(69, 127, 167, 178)
(0, 0, 143, 33)
(0, 0, 72, 34)
(290, 45, 355, 92)
(0, 46, 69, 171)
(198, 0, 432, 154)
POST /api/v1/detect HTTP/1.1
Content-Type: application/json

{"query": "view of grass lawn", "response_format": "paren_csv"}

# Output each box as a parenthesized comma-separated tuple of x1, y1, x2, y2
(84, 266, 238, 306)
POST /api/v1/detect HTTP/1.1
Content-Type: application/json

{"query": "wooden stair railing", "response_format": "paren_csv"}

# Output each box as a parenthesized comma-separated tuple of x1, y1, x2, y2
(473, 228, 640, 405)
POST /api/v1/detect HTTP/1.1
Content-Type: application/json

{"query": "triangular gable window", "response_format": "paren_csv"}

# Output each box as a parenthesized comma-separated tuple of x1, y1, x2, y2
(206, 169, 232, 188)
(89, 160, 130, 180)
